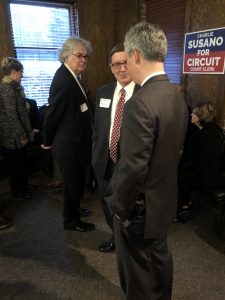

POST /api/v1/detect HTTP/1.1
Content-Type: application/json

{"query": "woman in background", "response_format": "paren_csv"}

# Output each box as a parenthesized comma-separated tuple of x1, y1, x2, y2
(178, 102, 224, 219)
(0, 57, 32, 199)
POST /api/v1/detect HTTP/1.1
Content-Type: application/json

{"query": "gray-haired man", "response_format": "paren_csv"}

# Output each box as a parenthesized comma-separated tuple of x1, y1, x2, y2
(106, 22, 188, 299)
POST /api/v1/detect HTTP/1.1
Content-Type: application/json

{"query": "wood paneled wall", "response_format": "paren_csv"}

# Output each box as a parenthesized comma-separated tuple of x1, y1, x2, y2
(184, 0, 225, 124)
(0, 0, 224, 121)
(0, 0, 14, 78)
(77, 0, 140, 101)
(76, 0, 115, 100)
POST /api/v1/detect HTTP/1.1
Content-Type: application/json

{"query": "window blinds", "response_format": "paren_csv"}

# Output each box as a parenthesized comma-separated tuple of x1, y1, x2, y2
(10, 1, 79, 106)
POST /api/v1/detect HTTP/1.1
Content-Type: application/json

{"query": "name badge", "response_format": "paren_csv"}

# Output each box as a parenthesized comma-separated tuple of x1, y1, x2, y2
(100, 98, 111, 108)
(80, 103, 88, 112)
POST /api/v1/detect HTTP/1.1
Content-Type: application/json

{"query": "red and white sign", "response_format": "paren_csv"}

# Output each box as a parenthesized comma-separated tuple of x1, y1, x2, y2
(183, 27, 225, 74)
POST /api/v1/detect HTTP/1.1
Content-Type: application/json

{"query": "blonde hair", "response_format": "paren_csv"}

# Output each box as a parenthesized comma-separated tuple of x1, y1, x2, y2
(192, 102, 216, 123)
(1, 57, 23, 75)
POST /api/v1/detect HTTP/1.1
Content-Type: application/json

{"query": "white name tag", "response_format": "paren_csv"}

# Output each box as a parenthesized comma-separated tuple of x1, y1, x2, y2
(100, 98, 111, 108)
(80, 103, 88, 112)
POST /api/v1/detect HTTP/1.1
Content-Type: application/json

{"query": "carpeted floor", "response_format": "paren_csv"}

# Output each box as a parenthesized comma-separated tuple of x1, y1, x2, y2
(0, 172, 225, 300)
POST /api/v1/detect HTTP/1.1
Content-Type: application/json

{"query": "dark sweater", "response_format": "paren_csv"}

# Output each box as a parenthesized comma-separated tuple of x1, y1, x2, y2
(180, 122, 224, 186)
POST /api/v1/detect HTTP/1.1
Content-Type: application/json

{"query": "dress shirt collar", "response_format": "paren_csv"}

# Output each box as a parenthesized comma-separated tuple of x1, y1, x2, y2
(64, 63, 77, 79)
(64, 63, 87, 98)
(141, 71, 166, 86)
(115, 81, 135, 101)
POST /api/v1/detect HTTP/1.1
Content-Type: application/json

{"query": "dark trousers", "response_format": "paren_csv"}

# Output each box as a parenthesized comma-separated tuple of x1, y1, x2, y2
(97, 158, 115, 239)
(4, 146, 28, 197)
(113, 218, 173, 300)
(59, 162, 86, 227)
(178, 170, 201, 211)
(97, 176, 113, 231)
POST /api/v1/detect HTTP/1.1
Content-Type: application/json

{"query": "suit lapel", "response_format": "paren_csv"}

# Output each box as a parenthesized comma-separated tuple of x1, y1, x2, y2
(60, 64, 93, 122)
(104, 82, 116, 138)
(134, 84, 140, 93)
(61, 64, 87, 100)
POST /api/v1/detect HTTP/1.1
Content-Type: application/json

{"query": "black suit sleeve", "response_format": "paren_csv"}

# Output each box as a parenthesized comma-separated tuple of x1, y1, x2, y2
(92, 89, 100, 148)
(44, 76, 70, 146)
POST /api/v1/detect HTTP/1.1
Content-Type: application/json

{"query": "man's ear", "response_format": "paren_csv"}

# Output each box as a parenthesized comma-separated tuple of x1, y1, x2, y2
(133, 49, 141, 64)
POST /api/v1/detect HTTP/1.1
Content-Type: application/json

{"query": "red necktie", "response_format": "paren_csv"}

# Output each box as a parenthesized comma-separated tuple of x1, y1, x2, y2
(110, 88, 126, 163)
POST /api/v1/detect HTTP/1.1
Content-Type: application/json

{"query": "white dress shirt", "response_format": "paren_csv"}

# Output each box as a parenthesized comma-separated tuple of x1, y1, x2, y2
(141, 71, 166, 86)
(109, 81, 135, 146)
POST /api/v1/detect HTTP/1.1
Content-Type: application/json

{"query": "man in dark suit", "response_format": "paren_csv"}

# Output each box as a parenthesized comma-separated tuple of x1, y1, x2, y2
(106, 22, 188, 299)
(92, 44, 139, 252)
(42, 37, 95, 232)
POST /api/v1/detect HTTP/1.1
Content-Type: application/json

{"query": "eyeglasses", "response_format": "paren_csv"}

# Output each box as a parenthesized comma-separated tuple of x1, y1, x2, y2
(111, 61, 127, 69)
(72, 53, 90, 61)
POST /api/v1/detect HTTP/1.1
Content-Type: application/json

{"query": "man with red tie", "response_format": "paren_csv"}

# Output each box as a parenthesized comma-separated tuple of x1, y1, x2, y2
(92, 44, 139, 252)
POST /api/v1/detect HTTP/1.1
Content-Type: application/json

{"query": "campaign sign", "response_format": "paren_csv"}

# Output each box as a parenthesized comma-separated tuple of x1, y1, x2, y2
(183, 27, 225, 74)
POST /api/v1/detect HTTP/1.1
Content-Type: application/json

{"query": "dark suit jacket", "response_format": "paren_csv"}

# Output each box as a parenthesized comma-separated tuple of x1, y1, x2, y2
(92, 82, 139, 178)
(180, 121, 224, 186)
(106, 75, 188, 238)
(43, 64, 93, 165)
(26, 98, 41, 130)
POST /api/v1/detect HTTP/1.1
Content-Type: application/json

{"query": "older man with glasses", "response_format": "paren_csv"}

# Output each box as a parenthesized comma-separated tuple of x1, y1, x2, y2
(42, 37, 95, 232)
(92, 43, 139, 252)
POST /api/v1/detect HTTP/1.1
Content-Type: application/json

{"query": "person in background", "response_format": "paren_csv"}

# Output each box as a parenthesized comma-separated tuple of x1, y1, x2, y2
(105, 22, 188, 299)
(0, 57, 32, 200)
(0, 189, 12, 230)
(25, 97, 42, 178)
(25, 98, 41, 132)
(172, 85, 198, 166)
(177, 102, 224, 219)
(92, 43, 139, 252)
(42, 37, 95, 232)
(47, 160, 63, 189)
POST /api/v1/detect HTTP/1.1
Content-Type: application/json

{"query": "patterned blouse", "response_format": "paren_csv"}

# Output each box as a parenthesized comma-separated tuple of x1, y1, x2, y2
(0, 78, 31, 149)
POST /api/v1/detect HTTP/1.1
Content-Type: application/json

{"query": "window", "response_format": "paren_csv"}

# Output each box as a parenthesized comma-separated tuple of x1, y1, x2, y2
(10, 0, 79, 106)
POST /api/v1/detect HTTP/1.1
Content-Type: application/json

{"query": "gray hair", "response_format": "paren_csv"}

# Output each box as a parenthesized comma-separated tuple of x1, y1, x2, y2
(1, 57, 23, 75)
(59, 37, 92, 63)
(124, 22, 167, 62)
